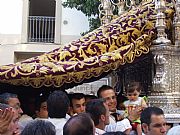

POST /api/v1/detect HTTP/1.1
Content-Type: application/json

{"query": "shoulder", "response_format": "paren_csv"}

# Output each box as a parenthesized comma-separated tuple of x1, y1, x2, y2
(124, 100, 130, 106)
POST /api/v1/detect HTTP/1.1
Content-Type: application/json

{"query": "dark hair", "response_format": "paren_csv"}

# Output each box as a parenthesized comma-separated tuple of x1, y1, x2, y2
(85, 95, 98, 103)
(0, 93, 18, 104)
(70, 93, 85, 107)
(116, 94, 127, 110)
(35, 94, 48, 111)
(86, 99, 106, 126)
(97, 85, 114, 98)
(0, 103, 10, 110)
(140, 107, 164, 125)
(47, 91, 70, 118)
(125, 81, 142, 93)
(63, 113, 94, 135)
(21, 120, 56, 135)
(102, 131, 126, 135)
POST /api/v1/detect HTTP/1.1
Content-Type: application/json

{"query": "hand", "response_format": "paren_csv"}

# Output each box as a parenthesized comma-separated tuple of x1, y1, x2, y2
(128, 106, 141, 122)
(0, 107, 14, 134)
(13, 129, 21, 135)
(116, 114, 124, 121)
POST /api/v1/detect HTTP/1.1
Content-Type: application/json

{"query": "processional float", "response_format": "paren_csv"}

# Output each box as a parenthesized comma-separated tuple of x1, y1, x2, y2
(0, 0, 179, 122)
(99, 0, 180, 123)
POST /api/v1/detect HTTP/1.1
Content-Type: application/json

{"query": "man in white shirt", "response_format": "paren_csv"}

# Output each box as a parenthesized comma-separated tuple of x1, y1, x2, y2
(97, 85, 132, 134)
(35, 94, 48, 119)
(47, 91, 70, 135)
(69, 93, 86, 116)
(141, 107, 167, 135)
(86, 99, 110, 135)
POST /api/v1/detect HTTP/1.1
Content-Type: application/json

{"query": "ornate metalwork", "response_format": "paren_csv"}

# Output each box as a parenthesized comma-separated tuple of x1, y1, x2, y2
(149, 0, 180, 123)
(98, 0, 115, 25)
(110, 0, 126, 15)
(153, 0, 171, 45)
(98, 0, 139, 25)
(114, 53, 153, 96)
(173, 0, 180, 46)
(126, 0, 136, 9)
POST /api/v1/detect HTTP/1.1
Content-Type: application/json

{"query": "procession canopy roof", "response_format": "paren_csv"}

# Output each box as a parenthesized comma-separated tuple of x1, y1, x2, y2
(0, 1, 174, 88)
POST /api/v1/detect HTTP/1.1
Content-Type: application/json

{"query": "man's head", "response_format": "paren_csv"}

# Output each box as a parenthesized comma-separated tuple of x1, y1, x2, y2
(47, 91, 70, 118)
(86, 99, 110, 129)
(35, 95, 48, 119)
(0, 93, 23, 119)
(0, 103, 19, 135)
(97, 85, 117, 112)
(21, 120, 56, 135)
(85, 95, 97, 104)
(102, 131, 126, 135)
(70, 93, 85, 114)
(141, 107, 167, 135)
(63, 113, 94, 135)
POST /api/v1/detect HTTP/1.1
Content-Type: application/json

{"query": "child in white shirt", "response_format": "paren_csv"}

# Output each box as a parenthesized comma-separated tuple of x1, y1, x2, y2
(123, 81, 147, 135)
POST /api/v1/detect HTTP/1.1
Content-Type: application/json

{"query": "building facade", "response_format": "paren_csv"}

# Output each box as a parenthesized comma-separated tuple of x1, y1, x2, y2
(0, 0, 89, 65)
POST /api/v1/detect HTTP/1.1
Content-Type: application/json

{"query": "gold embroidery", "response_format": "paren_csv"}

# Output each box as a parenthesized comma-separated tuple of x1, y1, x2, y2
(0, 1, 174, 88)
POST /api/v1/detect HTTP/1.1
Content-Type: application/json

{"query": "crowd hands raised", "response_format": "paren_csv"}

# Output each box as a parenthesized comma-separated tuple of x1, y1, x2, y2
(0, 81, 178, 135)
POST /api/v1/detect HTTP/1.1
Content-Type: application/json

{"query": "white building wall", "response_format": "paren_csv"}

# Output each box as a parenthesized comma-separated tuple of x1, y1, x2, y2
(61, 8, 89, 35)
(0, 0, 22, 44)
(0, 0, 89, 65)
(0, 44, 61, 65)
(61, 0, 89, 44)
(61, 7, 89, 44)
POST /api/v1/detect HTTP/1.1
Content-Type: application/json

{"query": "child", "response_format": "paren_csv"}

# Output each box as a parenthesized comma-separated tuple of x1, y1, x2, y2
(123, 81, 147, 135)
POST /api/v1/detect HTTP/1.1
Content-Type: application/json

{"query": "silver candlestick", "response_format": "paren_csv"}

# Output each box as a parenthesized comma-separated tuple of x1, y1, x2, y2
(153, 0, 171, 45)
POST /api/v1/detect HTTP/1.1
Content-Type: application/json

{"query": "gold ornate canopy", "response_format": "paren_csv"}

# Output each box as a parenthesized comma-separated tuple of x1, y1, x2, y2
(0, 1, 174, 88)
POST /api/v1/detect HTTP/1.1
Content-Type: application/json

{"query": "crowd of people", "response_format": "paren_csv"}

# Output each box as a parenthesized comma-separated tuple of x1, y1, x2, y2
(0, 81, 179, 135)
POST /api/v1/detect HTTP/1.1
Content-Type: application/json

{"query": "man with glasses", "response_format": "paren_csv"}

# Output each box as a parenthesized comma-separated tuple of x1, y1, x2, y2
(0, 93, 23, 119)
(0, 92, 31, 132)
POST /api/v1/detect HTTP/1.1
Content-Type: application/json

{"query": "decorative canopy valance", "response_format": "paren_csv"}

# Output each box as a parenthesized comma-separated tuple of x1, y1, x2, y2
(0, 1, 174, 88)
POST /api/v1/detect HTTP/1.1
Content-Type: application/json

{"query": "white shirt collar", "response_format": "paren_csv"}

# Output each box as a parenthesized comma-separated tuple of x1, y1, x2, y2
(95, 128, 106, 135)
